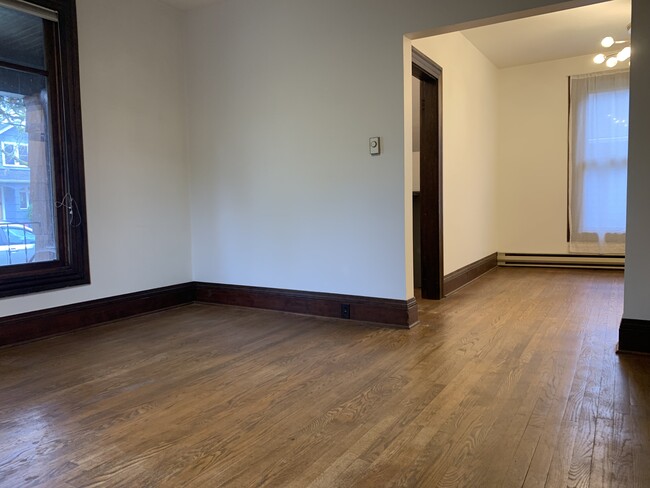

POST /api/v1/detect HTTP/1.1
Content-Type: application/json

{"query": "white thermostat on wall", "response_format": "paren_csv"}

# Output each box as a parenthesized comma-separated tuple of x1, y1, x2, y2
(369, 137, 381, 155)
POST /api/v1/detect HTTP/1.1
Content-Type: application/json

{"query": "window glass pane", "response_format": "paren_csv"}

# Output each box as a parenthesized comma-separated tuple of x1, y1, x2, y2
(0, 69, 57, 266)
(17, 143, 28, 161)
(6, 223, 34, 243)
(579, 88, 629, 234)
(580, 166, 627, 234)
(584, 89, 629, 164)
(0, 5, 45, 71)
(0, 65, 47, 96)
(19, 188, 29, 208)
(0, 223, 36, 264)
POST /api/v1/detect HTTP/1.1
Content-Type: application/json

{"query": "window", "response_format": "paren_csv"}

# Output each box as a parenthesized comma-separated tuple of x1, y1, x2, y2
(0, 0, 89, 297)
(18, 188, 29, 209)
(1, 141, 28, 166)
(568, 71, 629, 254)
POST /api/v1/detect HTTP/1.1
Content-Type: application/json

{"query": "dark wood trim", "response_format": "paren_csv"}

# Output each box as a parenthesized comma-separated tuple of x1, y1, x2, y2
(0, 281, 420, 347)
(0, 59, 48, 77)
(412, 48, 443, 300)
(195, 282, 419, 329)
(0, 283, 194, 347)
(412, 49, 442, 81)
(443, 252, 498, 296)
(406, 297, 419, 327)
(59, 0, 91, 290)
(618, 318, 650, 354)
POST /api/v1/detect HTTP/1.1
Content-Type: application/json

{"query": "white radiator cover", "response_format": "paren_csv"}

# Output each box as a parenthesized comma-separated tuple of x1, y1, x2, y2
(498, 253, 624, 270)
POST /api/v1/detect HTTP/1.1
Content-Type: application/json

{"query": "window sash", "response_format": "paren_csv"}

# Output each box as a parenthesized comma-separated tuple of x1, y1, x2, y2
(0, 0, 57, 22)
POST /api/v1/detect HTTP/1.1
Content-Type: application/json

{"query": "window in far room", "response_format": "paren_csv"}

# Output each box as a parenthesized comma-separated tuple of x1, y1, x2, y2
(568, 70, 629, 254)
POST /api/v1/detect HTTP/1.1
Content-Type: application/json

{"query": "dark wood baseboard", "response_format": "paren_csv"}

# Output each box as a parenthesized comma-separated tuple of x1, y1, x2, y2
(443, 252, 498, 296)
(0, 283, 194, 347)
(0, 281, 419, 347)
(195, 282, 419, 329)
(618, 318, 650, 354)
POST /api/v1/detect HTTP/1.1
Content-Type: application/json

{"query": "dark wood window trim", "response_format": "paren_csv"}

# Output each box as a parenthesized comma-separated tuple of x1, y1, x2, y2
(0, 0, 89, 298)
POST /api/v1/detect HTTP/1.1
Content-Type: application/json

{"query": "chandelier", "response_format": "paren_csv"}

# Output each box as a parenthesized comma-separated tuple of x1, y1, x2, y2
(593, 24, 631, 68)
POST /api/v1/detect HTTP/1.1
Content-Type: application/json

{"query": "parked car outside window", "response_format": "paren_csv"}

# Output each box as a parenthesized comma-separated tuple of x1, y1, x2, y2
(0, 223, 36, 266)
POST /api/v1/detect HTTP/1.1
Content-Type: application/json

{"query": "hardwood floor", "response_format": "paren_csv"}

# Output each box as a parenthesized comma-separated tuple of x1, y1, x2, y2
(1, 267, 648, 487)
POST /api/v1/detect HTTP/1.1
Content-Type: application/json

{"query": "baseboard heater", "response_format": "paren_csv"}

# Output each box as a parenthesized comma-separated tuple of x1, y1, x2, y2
(498, 253, 624, 270)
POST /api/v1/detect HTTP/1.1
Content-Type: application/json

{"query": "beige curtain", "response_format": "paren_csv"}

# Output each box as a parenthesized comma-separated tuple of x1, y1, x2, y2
(569, 70, 629, 254)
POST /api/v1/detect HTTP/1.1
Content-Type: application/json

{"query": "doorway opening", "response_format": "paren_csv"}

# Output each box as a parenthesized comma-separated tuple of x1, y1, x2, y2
(412, 48, 443, 300)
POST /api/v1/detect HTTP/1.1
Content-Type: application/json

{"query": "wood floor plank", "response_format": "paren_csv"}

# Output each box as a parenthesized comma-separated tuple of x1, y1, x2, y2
(2, 268, 649, 487)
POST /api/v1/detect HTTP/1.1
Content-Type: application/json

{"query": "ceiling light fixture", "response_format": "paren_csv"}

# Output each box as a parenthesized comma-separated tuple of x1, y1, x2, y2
(593, 53, 606, 65)
(594, 24, 631, 69)
(601, 36, 615, 48)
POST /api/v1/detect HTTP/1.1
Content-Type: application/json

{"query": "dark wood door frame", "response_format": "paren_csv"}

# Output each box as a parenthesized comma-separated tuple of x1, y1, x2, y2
(412, 48, 443, 300)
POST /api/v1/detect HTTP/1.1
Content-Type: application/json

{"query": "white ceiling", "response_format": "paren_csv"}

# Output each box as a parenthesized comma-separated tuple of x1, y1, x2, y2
(461, 0, 631, 68)
(160, 0, 631, 68)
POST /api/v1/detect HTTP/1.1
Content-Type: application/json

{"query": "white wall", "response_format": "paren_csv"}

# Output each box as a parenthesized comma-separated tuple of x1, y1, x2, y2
(0, 0, 192, 317)
(187, 0, 577, 300)
(623, 0, 650, 320)
(186, 0, 407, 299)
(413, 33, 500, 275)
(497, 54, 610, 254)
